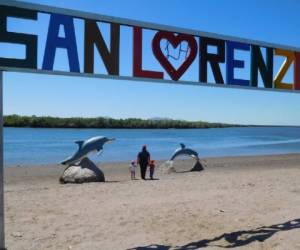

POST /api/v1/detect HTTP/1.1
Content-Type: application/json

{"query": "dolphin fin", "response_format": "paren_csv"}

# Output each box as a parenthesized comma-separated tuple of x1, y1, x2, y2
(75, 140, 84, 148)
(180, 143, 186, 149)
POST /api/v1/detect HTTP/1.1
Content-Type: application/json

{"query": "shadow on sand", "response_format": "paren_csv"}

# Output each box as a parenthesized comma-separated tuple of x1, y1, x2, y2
(127, 218, 300, 249)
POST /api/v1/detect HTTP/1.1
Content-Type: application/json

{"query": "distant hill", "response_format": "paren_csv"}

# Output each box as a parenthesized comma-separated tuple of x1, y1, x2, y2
(3, 115, 241, 129)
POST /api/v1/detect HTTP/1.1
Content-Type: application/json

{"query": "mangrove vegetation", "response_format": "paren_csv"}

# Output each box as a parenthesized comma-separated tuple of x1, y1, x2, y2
(4, 115, 238, 129)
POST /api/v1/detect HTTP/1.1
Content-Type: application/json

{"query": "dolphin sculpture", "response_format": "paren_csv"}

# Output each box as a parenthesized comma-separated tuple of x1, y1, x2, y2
(170, 143, 199, 161)
(61, 136, 115, 165)
(169, 143, 204, 171)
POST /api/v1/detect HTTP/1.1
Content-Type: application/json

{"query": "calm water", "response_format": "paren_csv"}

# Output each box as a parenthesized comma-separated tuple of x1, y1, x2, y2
(4, 127, 300, 166)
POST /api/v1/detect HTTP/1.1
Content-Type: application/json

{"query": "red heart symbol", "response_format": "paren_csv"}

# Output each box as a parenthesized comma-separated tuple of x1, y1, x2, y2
(152, 31, 198, 81)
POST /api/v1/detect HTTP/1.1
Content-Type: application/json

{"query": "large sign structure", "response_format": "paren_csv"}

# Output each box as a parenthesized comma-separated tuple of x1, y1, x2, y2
(0, 0, 300, 249)
(1, 1, 300, 92)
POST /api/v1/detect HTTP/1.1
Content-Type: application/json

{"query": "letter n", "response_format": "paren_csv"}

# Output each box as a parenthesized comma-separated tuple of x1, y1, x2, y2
(84, 20, 120, 75)
(250, 45, 273, 88)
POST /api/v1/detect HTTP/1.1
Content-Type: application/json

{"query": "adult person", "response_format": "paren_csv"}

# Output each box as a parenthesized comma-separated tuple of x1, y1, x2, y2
(137, 145, 150, 180)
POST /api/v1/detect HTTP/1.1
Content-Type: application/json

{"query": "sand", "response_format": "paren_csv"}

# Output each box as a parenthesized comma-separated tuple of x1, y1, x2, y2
(3, 154, 300, 250)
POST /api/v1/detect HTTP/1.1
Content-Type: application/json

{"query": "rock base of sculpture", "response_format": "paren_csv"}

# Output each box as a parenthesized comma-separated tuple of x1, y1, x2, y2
(59, 157, 105, 184)
(190, 160, 204, 172)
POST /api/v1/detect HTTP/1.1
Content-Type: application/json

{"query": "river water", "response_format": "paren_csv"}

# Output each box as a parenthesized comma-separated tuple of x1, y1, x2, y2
(4, 127, 300, 166)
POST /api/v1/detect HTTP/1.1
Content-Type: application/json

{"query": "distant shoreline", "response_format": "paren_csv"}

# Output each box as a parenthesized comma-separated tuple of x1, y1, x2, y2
(4, 115, 241, 129)
(4, 115, 300, 129)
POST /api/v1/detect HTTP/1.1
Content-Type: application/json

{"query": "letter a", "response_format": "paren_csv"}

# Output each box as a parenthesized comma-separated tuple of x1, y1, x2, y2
(42, 14, 80, 72)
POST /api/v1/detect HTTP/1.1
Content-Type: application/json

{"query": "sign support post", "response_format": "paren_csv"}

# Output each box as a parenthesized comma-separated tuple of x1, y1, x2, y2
(0, 71, 5, 250)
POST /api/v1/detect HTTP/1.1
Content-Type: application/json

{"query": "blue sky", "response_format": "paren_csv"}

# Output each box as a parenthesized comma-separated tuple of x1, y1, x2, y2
(2, 0, 300, 125)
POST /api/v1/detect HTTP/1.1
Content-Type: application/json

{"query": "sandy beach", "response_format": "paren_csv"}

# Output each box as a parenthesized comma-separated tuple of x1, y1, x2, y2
(3, 154, 300, 250)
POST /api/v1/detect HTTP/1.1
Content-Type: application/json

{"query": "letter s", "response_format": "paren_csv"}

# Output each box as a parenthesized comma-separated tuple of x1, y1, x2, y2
(0, 6, 37, 69)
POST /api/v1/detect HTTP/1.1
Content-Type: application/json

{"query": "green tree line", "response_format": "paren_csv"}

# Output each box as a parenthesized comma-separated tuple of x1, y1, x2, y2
(3, 115, 238, 129)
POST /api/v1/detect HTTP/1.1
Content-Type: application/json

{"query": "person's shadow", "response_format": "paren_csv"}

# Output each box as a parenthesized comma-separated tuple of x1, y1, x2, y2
(127, 218, 300, 249)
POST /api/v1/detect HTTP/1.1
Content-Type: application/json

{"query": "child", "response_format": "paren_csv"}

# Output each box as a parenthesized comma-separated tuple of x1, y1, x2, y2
(129, 161, 137, 180)
(149, 160, 156, 180)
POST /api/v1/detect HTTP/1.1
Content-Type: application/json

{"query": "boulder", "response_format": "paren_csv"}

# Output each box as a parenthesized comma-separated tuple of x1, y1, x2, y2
(59, 157, 105, 184)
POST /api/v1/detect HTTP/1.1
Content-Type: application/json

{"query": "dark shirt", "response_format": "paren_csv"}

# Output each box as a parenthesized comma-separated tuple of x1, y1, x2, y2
(137, 150, 150, 165)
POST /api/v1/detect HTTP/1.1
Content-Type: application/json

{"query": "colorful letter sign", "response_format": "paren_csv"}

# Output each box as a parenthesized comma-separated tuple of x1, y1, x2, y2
(1, 1, 300, 92)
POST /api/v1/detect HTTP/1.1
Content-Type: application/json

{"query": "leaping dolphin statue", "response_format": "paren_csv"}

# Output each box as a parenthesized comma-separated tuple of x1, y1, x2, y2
(61, 136, 115, 166)
(169, 143, 204, 171)
(170, 143, 199, 161)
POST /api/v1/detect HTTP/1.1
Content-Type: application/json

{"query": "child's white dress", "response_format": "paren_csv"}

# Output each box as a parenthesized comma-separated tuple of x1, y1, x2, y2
(129, 164, 136, 173)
